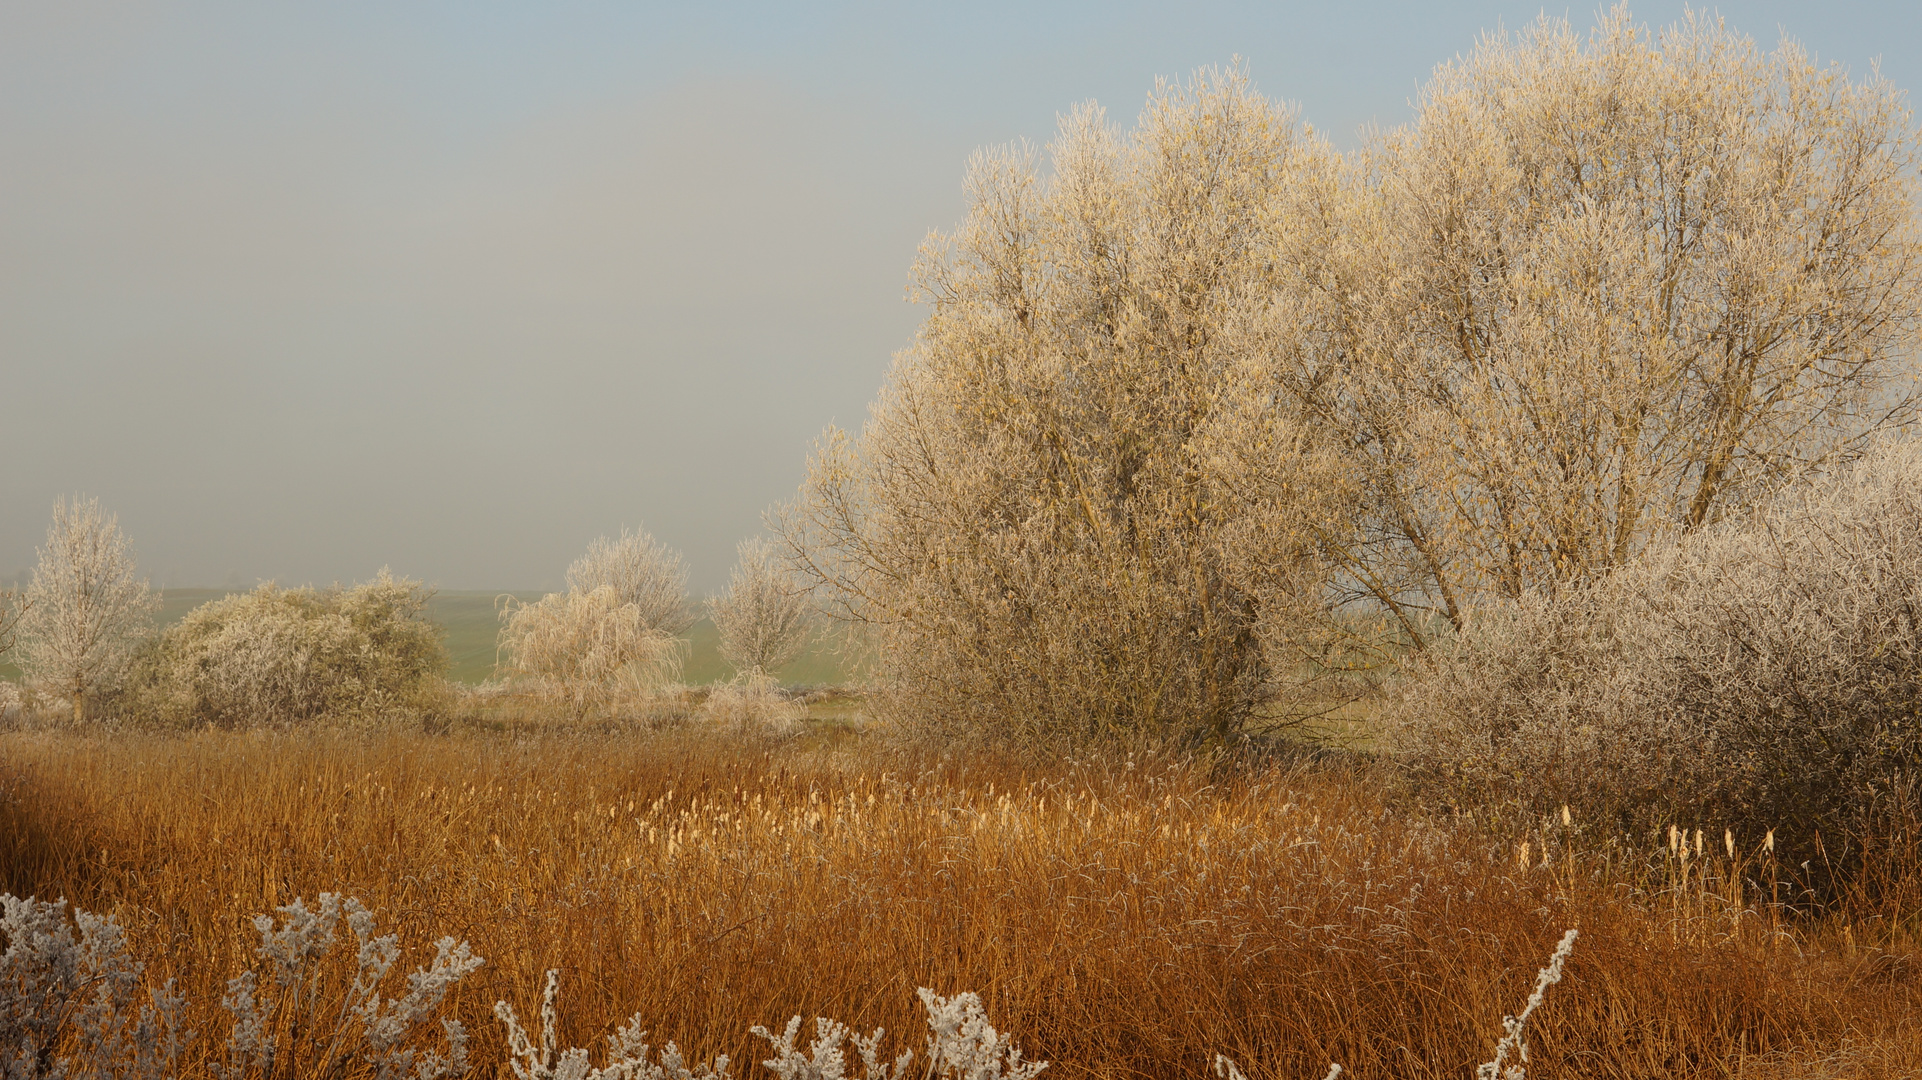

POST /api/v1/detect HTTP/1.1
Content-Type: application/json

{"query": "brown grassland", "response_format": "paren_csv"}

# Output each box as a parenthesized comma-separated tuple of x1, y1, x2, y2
(2, 717, 1920, 1079)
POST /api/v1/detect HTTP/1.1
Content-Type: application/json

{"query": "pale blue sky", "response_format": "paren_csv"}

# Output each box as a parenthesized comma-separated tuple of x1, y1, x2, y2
(3, 2, 1917, 592)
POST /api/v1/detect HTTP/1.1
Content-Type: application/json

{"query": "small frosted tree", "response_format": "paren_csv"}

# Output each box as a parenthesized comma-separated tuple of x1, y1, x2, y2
(707, 538, 813, 677)
(500, 530, 695, 715)
(566, 527, 695, 637)
(498, 587, 682, 717)
(17, 496, 159, 722)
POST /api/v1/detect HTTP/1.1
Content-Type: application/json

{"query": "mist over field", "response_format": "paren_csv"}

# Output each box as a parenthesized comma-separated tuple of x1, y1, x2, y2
(4, 1, 1916, 593)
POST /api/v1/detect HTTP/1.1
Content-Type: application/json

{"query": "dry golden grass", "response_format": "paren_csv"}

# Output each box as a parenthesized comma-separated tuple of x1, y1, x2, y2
(2, 726, 1918, 1079)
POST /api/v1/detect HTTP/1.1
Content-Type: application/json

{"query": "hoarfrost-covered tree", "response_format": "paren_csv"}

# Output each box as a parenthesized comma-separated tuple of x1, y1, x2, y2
(707, 538, 813, 676)
(565, 527, 696, 637)
(500, 530, 693, 715)
(778, 67, 1360, 743)
(1295, 8, 1922, 638)
(499, 589, 683, 717)
(17, 496, 159, 722)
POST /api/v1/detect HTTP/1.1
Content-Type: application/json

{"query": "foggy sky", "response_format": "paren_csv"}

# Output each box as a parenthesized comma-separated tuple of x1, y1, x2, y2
(4, 1, 1918, 594)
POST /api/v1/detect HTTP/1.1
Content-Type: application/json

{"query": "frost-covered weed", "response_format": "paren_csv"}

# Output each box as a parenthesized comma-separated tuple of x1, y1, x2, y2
(500, 977, 1043, 1080)
(217, 893, 482, 1080)
(751, 1016, 910, 1080)
(1211, 931, 1577, 1080)
(912, 989, 1046, 1080)
(1474, 930, 1578, 1080)
(0, 894, 189, 1080)
(496, 970, 731, 1080)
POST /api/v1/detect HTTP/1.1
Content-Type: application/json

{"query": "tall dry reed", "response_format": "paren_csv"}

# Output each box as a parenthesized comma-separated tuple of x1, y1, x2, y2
(1, 728, 1916, 1078)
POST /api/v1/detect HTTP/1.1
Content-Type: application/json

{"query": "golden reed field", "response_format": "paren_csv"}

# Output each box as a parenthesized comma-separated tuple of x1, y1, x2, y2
(2, 725, 1920, 1079)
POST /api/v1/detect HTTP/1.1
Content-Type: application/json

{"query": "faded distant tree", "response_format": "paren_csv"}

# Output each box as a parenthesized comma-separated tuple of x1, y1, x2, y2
(565, 527, 695, 637)
(18, 496, 160, 722)
(778, 67, 1359, 743)
(1293, 8, 1922, 639)
(707, 538, 812, 676)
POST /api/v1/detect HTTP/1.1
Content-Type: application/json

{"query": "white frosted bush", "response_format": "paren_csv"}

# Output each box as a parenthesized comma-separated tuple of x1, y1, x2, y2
(129, 571, 447, 728)
(500, 529, 696, 718)
(699, 670, 806, 737)
(1395, 442, 1922, 851)
(499, 586, 684, 717)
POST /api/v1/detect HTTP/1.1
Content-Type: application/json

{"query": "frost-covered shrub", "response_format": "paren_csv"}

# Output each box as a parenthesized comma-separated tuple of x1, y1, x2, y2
(497, 530, 695, 719)
(499, 587, 684, 717)
(698, 670, 806, 737)
(1394, 442, 1922, 858)
(126, 571, 447, 728)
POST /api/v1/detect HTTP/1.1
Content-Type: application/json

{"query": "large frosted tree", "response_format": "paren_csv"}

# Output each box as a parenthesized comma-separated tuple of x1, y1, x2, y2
(779, 69, 1359, 743)
(1293, 8, 1922, 639)
(782, 8, 1922, 739)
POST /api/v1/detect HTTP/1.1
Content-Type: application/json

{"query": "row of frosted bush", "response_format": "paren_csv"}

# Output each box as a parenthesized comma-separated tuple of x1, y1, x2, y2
(1393, 442, 1922, 874)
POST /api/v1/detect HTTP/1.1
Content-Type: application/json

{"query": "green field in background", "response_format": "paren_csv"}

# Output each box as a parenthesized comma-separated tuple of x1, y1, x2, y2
(1, 588, 855, 687)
